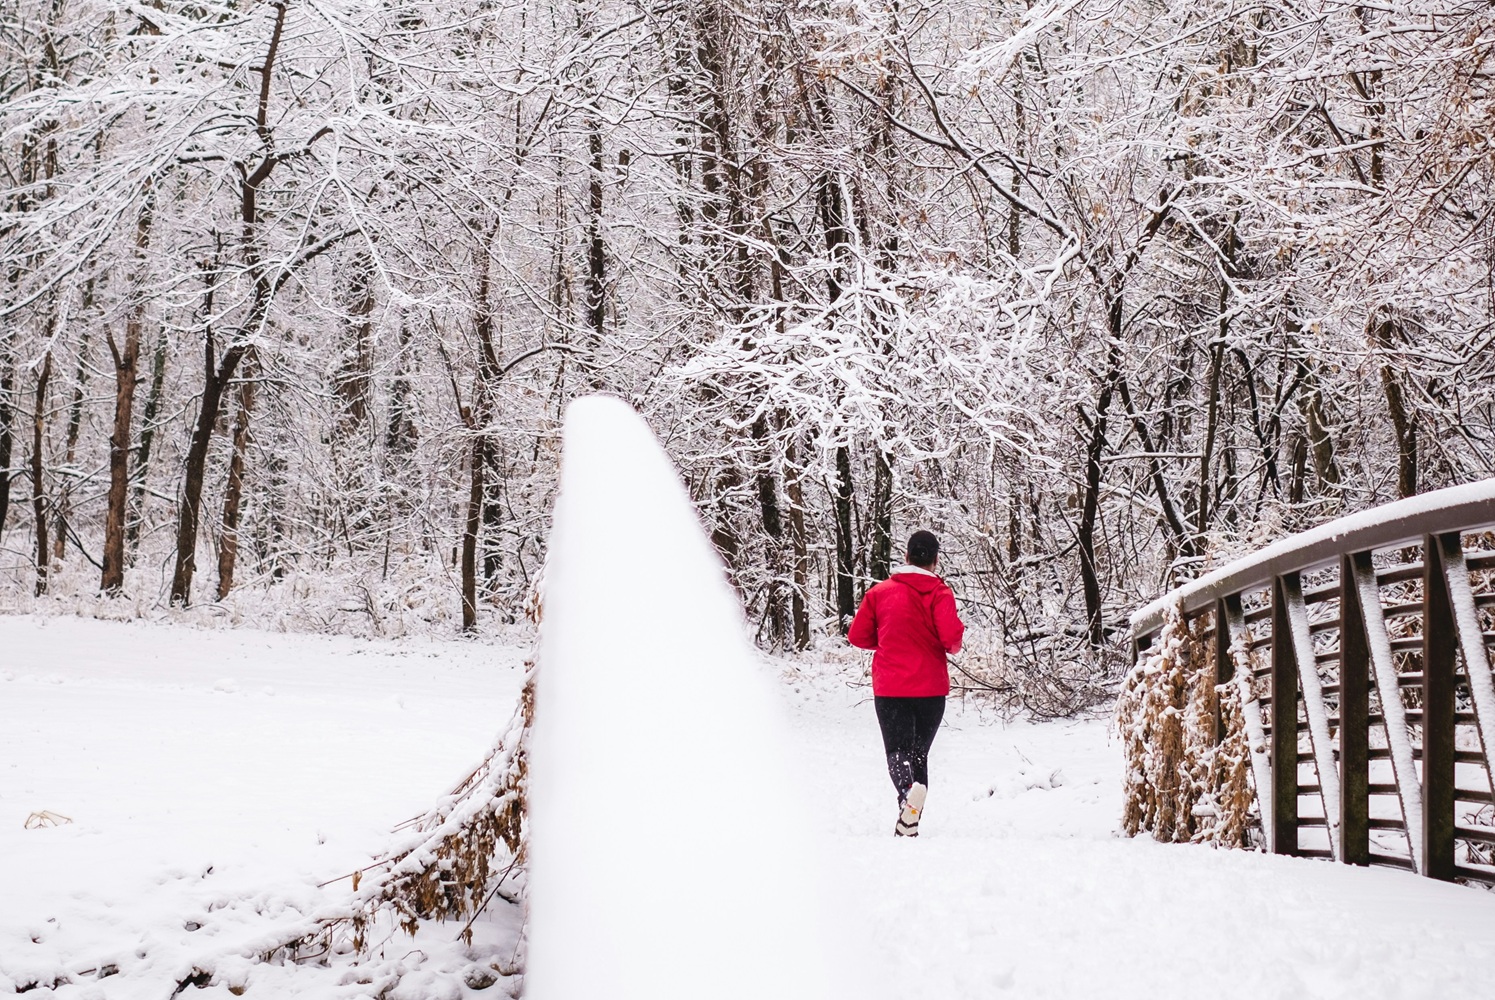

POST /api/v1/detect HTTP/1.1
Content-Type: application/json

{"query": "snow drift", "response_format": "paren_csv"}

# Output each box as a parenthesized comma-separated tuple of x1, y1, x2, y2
(526, 395, 864, 999)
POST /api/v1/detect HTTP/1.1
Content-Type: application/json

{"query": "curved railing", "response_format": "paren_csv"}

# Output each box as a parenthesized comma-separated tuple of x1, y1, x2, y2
(1129, 480, 1495, 883)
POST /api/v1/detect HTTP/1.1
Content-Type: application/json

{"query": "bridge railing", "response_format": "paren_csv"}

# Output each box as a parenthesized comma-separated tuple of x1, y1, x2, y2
(1130, 480, 1495, 883)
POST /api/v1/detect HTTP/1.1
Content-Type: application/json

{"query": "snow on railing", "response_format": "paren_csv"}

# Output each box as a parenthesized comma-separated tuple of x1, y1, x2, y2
(525, 396, 865, 1000)
(1127, 479, 1495, 885)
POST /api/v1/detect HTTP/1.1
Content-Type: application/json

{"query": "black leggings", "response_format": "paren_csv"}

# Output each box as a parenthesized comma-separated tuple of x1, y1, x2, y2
(874, 696, 946, 799)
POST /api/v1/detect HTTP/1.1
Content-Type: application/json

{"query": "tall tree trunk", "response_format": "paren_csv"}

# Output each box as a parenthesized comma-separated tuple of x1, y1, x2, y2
(170, 1, 287, 606)
(462, 426, 488, 631)
(871, 449, 893, 580)
(385, 320, 417, 459)
(833, 443, 855, 632)
(54, 325, 90, 564)
(482, 468, 503, 588)
(584, 119, 607, 383)
(752, 412, 786, 645)
(216, 353, 257, 600)
(1077, 302, 1123, 649)
(101, 319, 142, 593)
(785, 429, 811, 650)
(126, 326, 169, 553)
(30, 350, 52, 596)
(170, 343, 248, 604)
(1285, 307, 1342, 499)
(0, 353, 13, 542)
(335, 250, 374, 439)
(103, 194, 153, 593)
(1369, 310, 1417, 499)
(1196, 225, 1235, 544)
(461, 233, 500, 632)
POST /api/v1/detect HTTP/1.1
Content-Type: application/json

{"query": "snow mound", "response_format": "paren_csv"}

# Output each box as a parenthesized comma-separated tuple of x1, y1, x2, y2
(526, 395, 866, 999)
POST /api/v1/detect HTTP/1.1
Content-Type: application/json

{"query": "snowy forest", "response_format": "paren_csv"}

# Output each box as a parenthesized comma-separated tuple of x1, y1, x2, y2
(0, 0, 1490, 702)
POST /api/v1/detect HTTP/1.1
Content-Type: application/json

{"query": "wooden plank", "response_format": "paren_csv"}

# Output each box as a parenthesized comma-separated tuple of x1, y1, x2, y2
(1456, 825, 1495, 846)
(1349, 550, 1425, 874)
(1281, 571, 1341, 858)
(1367, 747, 1484, 764)
(1339, 553, 1370, 866)
(1377, 562, 1427, 586)
(1214, 597, 1231, 746)
(1423, 532, 1459, 881)
(1369, 852, 1418, 872)
(1272, 574, 1300, 857)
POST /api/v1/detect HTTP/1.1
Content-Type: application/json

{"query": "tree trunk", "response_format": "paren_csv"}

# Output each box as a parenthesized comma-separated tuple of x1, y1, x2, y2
(385, 321, 417, 459)
(461, 233, 500, 632)
(833, 443, 855, 633)
(126, 326, 169, 553)
(584, 120, 607, 382)
(1196, 335, 1224, 542)
(461, 427, 487, 631)
(335, 250, 374, 439)
(30, 351, 52, 596)
(170, 343, 248, 605)
(482, 467, 502, 588)
(1297, 370, 1342, 496)
(170, 1, 287, 606)
(785, 429, 811, 650)
(1369, 310, 1417, 499)
(103, 195, 152, 593)
(54, 325, 90, 564)
(1196, 226, 1235, 543)
(752, 412, 786, 645)
(101, 316, 142, 593)
(871, 449, 893, 580)
(0, 353, 13, 542)
(216, 354, 257, 600)
(1077, 304, 1123, 649)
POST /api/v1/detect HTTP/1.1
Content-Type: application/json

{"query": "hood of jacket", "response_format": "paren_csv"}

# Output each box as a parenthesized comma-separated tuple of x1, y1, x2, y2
(889, 567, 943, 594)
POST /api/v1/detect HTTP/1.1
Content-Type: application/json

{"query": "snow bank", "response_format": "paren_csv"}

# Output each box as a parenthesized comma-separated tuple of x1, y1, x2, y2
(526, 395, 866, 1000)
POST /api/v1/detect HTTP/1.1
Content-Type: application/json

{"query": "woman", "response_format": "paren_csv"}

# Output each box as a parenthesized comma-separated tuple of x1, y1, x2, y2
(847, 530, 965, 837)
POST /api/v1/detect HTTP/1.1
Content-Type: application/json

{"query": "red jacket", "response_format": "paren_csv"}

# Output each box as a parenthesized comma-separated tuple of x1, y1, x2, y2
(848, 568, 965, 697)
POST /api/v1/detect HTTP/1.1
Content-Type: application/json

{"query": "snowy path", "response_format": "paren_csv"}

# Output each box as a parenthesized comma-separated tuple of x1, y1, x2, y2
(781, 655, 1495, 1000)
(5, 617, 1495, 997)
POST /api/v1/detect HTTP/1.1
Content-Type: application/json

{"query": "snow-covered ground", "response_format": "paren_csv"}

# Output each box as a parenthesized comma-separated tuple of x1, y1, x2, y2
(6, 614, 1495, 998)
(0, 616, 529, 998)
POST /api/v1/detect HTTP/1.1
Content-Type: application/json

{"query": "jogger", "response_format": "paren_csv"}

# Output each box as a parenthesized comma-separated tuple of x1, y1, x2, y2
(848, 530, 965, 836)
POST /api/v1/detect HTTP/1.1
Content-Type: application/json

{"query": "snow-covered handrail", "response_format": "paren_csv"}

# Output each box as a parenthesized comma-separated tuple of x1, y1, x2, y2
(1126, 478, 1495, 887)
(1132, 479, 1495, 637)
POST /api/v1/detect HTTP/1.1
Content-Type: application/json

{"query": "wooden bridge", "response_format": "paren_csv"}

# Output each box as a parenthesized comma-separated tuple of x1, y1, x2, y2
(1131, 481, 1495, 883)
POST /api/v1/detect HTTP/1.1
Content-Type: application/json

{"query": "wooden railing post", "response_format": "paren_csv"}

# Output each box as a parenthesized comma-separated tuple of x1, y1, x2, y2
(1423, 532, 1459, 881)
(1213, 597, 1232, 746)
(1338, 553, 1370, 866)
(1272, 574, 1300, 856)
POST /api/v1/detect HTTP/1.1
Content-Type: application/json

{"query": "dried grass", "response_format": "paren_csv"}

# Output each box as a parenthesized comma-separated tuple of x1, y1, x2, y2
(266, 665, 534, 965)
(1117, 603, 1259, 847)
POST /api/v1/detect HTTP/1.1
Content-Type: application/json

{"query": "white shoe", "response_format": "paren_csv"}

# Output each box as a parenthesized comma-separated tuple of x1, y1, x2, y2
(895, 782, 927, 837)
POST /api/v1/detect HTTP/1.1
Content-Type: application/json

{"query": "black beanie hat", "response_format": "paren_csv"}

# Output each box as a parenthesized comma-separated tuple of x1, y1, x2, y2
(907, 530, 939, 568)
